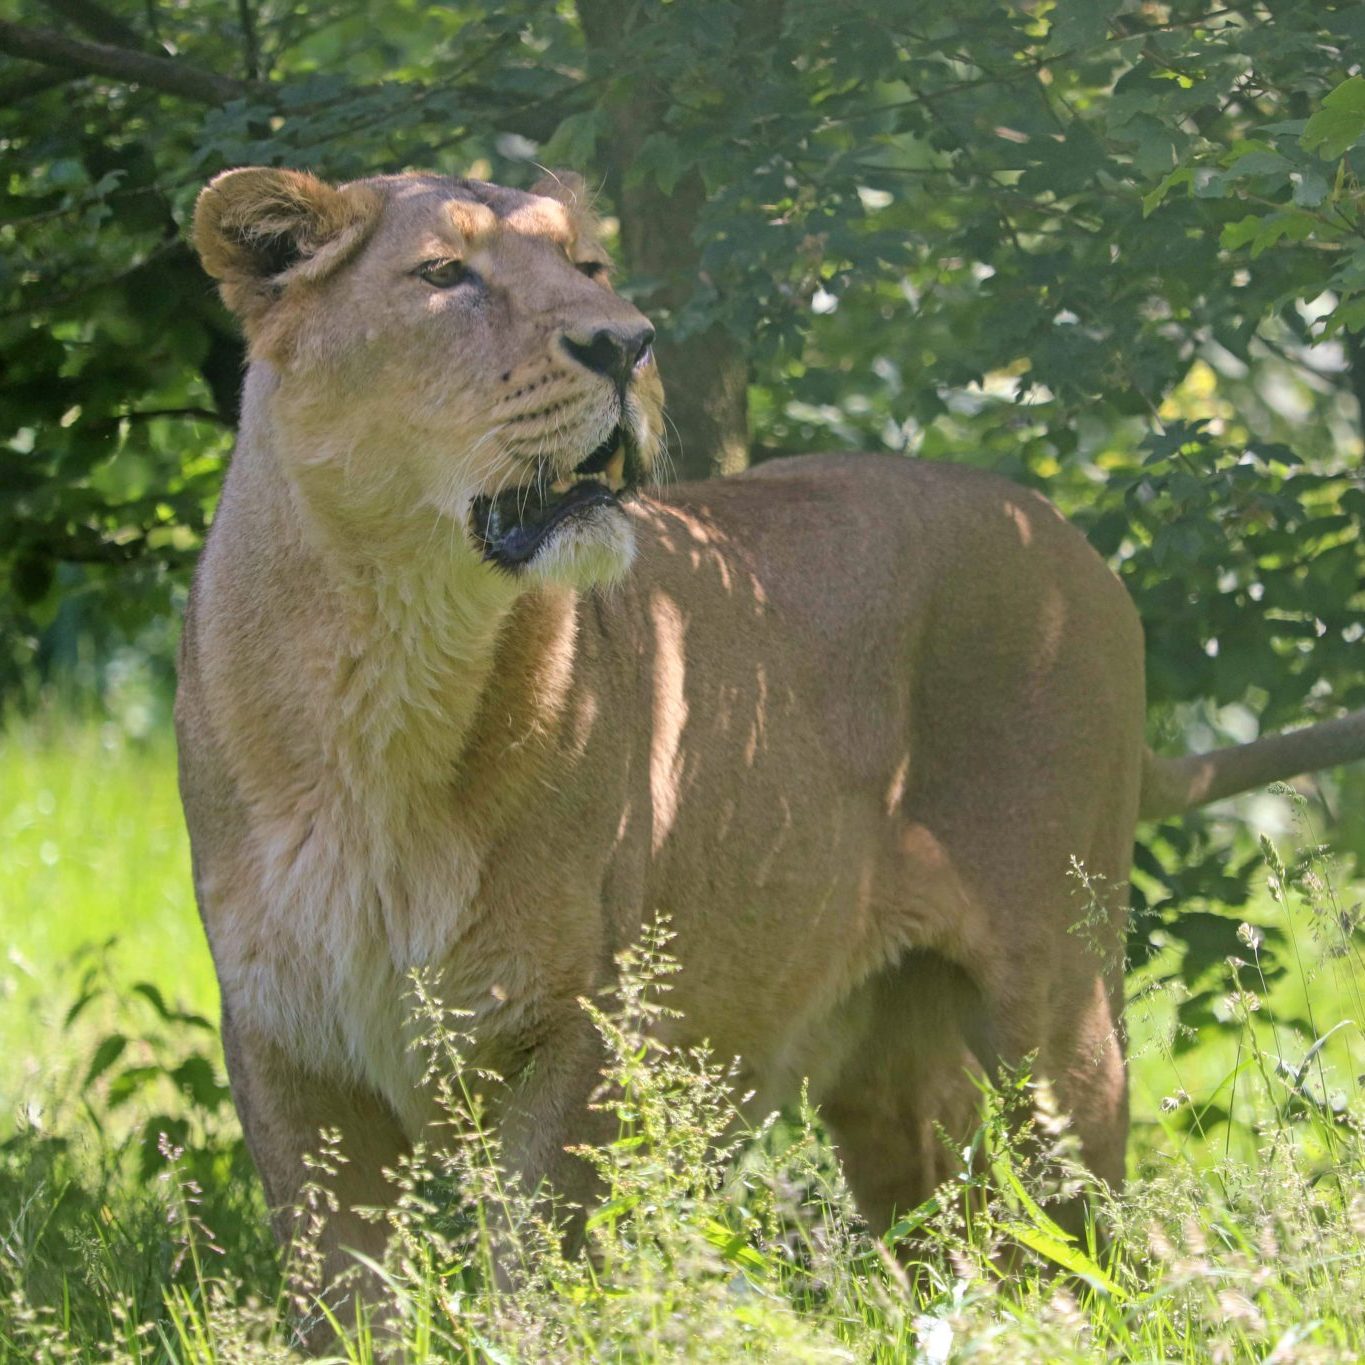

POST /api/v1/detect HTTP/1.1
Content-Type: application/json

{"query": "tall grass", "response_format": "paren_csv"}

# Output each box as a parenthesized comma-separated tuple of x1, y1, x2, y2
(2, 717, 1363, 1362)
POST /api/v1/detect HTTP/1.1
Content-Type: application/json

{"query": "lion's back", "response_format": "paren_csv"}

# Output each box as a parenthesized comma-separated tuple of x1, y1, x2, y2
(654, 452, 1140, 664)
(645, 450, 1147, 812)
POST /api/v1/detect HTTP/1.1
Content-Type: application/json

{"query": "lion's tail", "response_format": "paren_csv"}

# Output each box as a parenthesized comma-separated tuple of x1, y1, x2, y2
(1139, 707, 1365, 822)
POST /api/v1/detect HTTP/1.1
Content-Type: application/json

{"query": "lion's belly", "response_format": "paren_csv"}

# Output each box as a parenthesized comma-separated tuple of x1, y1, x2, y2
(637, 778, 933, 1077)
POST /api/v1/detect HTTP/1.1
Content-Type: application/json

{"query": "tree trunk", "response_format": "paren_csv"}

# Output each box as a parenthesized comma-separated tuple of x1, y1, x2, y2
(616, 172, 750, 482)
(575, 0, 750, 483)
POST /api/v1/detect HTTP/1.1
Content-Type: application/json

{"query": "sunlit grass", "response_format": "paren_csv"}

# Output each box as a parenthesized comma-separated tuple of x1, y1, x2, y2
(0, 715, 217, 1105)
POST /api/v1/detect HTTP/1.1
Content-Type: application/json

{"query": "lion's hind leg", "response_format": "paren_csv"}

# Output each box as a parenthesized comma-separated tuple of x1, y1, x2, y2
(818, 943, 1124, 1259)
(817, 950, 992, 1234)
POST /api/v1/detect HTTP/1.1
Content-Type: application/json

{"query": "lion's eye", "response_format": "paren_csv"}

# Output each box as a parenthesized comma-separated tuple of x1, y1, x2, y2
(418, 259, 472, 288)
(576, 260, 608, 281)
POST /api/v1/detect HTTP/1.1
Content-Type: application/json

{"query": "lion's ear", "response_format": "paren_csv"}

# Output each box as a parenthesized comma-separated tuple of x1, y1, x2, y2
(192, 167, 379, 325)
(530, 169, 589, 211)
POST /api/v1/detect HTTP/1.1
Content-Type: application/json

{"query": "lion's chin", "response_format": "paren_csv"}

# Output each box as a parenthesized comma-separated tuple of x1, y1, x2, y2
(520, 504, 638, 589)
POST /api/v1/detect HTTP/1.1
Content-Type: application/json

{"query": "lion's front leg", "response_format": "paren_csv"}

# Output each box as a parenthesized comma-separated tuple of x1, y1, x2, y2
(489, 1010, 619, 1274)
(220, 1003, 410, 1347)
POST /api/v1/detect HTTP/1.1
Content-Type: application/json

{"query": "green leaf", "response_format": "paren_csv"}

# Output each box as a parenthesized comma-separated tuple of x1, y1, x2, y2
(541, 109, 609, 171)
(885, 1195, 942, 1243)
(1143, 167, 1191, 217)
(1292, 169, 1330, 207)
(1322, 295, 1365, 336)
(139, 1116, 190, 1179)
(172, 1055, 230, 1111)
(1219, 210, 1317, 258)
(1285, 1020, 1357, 1090)
(131, 982, 213, 1030)
(62, 973, 102, 1029)
(107, 1065, 162, 1108)
(1005, 1220, 1128, 1298)
(1044, 0, 1120, 57)
(1219, 214, 1265, 251)
(1222, 148, 1292, 177)
(630, 132, 687, 196)
(131, 981, 174, 1019)
(1301, 75, 1365, 159)
(584, 1192, 641, 1229)
(998, 1166, 1126, 1299)
(699, 1217, 768, 1270)
(83, 1033, 127, 1087)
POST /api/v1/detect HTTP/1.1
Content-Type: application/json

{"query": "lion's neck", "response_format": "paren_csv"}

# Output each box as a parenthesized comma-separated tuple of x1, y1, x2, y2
(324, 552, 525, 787)
(226, 397, 537, 797)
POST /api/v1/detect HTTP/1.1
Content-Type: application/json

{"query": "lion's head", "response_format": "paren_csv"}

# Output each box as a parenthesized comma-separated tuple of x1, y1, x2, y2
(193, 168, 665, 585)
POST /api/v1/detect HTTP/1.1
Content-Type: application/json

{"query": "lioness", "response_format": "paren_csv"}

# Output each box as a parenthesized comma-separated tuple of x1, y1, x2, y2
(178, 167, 1365, 1298)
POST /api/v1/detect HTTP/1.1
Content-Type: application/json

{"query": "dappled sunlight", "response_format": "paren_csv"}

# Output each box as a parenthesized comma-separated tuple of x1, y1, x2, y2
(1004, 499, 1034, 546)
(647, 589, 688, 854)
(884, 752, 910, 816)
(639, 501, 770, 618)
(750, 792, 796, 891)
(744, 663, 769, 767)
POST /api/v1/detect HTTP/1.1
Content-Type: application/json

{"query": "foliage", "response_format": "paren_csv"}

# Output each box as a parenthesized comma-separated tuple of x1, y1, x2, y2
(1, 0, 1360, 721)
(0, 950, 272, 1360)
(0, 715, 215, 1103)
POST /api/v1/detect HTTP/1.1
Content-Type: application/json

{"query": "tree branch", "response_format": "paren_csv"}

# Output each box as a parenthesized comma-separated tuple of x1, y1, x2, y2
(236, 0, 259, 81)
(36, 0, 146, 51)
(0, 19, 261, 104)
(89, 406, 231, 430)
(0, 64, 74, 102)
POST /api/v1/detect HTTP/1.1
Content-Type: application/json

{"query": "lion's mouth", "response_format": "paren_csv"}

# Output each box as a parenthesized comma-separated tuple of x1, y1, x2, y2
(471, 424, 636, 569)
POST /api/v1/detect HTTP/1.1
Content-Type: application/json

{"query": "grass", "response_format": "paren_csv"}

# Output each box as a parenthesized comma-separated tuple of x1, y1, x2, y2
(0, 716, 216, 1101)
(3, 713, 1365, 1361)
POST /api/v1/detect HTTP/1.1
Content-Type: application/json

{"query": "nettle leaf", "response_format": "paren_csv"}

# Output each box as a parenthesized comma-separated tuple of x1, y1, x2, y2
(131, 981, 213, 1030)
(107, 1065, 162, 1109)
(172, 1055, 231, 1112)
(1302, 75, 1365, 160)
(139, 1116, 190, 1179)
(83, 1033, 127, 1087)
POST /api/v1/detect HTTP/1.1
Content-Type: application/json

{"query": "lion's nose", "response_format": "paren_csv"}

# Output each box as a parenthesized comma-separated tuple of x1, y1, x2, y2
(561, 324, 655, 389)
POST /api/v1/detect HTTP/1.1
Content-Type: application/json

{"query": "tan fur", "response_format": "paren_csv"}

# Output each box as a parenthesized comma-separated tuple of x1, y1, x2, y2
(178, 169, 1365, 1316)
